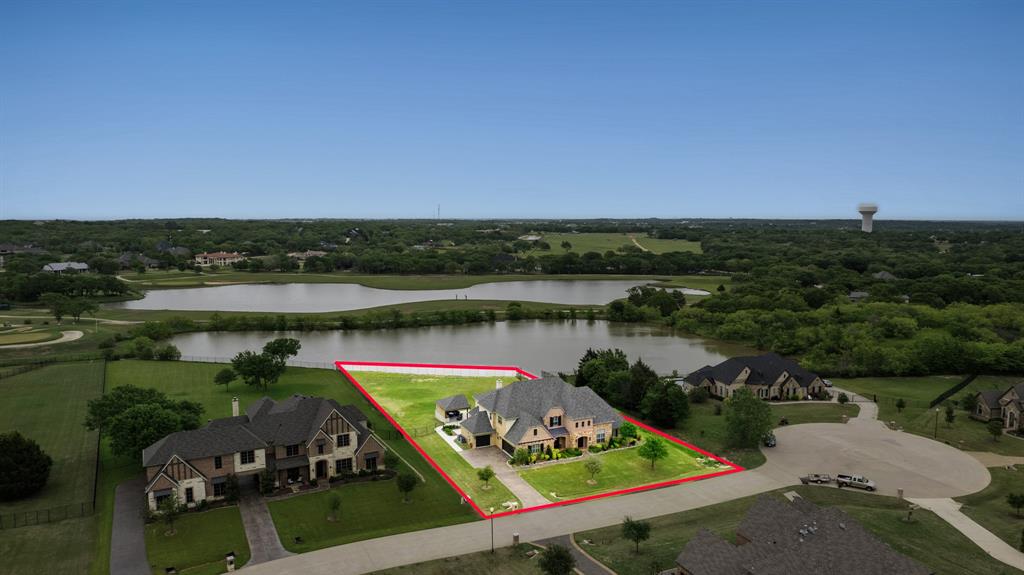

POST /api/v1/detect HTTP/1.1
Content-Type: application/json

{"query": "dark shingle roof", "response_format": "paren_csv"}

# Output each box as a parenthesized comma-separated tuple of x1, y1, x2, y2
(474, 377, 621, 444)
(977, 389, 1004, 409)
(684, 353, 819, 389)
(143, 395, 371, 467)
(436, 394, 470, 411)
(676, 497, 933, 575)
(460, 407, 494, 435)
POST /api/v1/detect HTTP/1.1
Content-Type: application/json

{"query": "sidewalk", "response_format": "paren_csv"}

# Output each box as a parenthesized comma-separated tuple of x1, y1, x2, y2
(908, 497, 1024, 571)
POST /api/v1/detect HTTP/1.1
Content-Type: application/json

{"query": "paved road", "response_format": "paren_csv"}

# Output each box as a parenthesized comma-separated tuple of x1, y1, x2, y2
(110, 476, 150, 575)
(764, 420, 990, 498)
(536, 534, 615, 575)
(0, 330, 83, 348)
(242, 468, 787, 575)
(238, 492, 293, 565)
(910, 497, 1024, 571)
(459, 446, 550, 509)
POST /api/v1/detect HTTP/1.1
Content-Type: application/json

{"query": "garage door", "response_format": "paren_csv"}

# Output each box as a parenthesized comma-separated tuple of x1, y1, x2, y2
(476, 434, 491, 447)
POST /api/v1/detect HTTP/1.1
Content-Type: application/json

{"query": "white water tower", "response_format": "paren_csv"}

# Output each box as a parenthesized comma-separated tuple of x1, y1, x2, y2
(858, 203, 878, 233)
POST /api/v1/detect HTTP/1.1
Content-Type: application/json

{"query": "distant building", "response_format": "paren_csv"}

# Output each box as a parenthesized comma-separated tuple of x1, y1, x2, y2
(119, 252, 160, 269)
(683, 353, 824, 400)
(670, 496, 932, 575)
(872, 271, 898, 281)
(518, 234, 543, 242)
(42, 262, 89, 274)
(848, 291, 870, 302)
(287, 250, 328, 261)
(194, 251, 245, 266)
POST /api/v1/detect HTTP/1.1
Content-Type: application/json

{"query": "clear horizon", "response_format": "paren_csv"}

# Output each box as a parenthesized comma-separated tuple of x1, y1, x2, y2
(2, 1, 1022, 220)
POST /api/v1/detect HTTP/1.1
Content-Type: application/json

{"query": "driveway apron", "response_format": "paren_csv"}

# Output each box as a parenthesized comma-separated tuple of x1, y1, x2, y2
(238, 491, 293, 564)
(110, 476, 150, 575)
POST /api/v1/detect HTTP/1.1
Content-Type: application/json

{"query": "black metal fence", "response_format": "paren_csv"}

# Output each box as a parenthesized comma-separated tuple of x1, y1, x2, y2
(0, 502, 96, 530)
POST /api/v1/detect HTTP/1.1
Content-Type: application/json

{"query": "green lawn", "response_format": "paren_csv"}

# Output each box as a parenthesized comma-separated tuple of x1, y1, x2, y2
(144, 507, 251, 575)
(835, 376, 1024, 456)
(576, 486, 1022, 575)
(268, 477, 476, 553)
(370, 544, 544, 575)
(955, 467, 1024, 550)
(0, 361, 105, 575)
(523, 232, 702, 255)
(0, 326, 63, 345)
(0, 320, 132, 363)
(99, 361, 479, 561)
(518, 432, 714, 501)
(347, 370, 522, 511)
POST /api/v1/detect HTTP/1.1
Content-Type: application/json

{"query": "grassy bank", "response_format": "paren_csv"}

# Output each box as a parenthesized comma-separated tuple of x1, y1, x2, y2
(370, 544, 543, 575)
(144, 506, 251, 575)
(955, 467, 1024, 550)
(576, 486, 1021, 575)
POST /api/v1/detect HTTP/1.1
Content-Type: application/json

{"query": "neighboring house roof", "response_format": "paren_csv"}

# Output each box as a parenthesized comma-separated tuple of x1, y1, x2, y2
(848, 290, 870, 300)
(118, 252, 160, 267)
(684, 353, 820, 389)
(142, 395, 372, 468)
(196, 251, 243, 259)
(676, 496, 933, 575)
(872, 271, 898, 281)
(461, 407, 494, 435)
(474, 376, 621, 443)
(42, 262, 89, 272)
(977, 389, 1005, 409)
(436, 394, 470, 411)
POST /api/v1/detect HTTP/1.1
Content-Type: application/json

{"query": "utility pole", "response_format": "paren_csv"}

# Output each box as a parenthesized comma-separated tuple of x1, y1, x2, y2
(489, 508, 494, 553)
(933, 407, 940, 438)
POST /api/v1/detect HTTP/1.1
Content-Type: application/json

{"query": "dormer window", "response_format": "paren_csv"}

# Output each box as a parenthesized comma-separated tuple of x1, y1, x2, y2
(549, 416, 562, 427)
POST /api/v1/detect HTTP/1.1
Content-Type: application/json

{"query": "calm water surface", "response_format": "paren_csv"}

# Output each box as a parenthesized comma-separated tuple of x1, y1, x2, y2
(170, 320, 749, 375)
(108, 280, 710, 313)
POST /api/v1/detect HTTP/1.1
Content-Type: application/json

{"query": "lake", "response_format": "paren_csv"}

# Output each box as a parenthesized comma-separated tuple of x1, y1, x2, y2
(107, 280, 709, 313)
(170, 320, 749, 375)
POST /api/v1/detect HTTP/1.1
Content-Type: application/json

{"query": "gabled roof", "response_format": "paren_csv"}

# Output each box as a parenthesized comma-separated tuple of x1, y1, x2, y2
(474, 377, 621, 439)
(684, 353, 819, 389)
(676, 496, 933, 575)
(42, 261, 88, 272)
(460, 407, 494, 435)
(977, 388, 1005, 409)
(142, 395, 372, 468)
(436, 394, 470, 411)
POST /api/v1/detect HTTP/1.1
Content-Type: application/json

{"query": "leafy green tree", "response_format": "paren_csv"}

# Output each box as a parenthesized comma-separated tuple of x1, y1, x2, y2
(625, 359, 659, 409)
(159, 493, 182, 535)
(961, 394, 978, 414)
(724, 388, 772, 448)
(837, 392, 849, 405)
(328, 493, 341, 521)
(621, 516, 651, 553)
(538, 544, 576, 575)
(944, 403, 956, 426)
(1007, 493, 1024, 517)
(637, 437, 668, 470)
(39, 292, 70, 323)
(477, 465, 495, 488)
(108, 404, 184, 458)
(383, 450, 399, 469)
(512, 448, 531, 465)
(0, 431, 53, 501)
(987, 419, 1003, 441)
(895, 398, 907, 413)
(156, 344, 181, 361)
(132, 336, 156, 360)
(585, 459, 602, 482)
(259, 469, 275, 495)
(263, 337, 301, 364)
(397, 473, 418, 502)
(85, 385, 202, 433)
(560, 241, 572, 251)
(619, 421, 638, 440)
(231, 350, 285, 390)
(214, 368, 237, 392)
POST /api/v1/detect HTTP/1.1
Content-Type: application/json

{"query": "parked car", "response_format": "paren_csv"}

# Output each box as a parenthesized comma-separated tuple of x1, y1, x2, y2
(800, 473, 832, 484)
(762, 432, 777, 447)
(836, 474, 876, 491)
(823, 379, 833, 387)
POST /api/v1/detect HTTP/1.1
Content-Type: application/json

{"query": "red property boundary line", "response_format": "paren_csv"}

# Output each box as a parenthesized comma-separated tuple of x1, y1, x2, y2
(334, 360, 744, 519)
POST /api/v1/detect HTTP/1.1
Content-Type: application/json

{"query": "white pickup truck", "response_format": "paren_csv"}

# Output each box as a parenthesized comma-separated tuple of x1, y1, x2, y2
(836, 474, 876, 491)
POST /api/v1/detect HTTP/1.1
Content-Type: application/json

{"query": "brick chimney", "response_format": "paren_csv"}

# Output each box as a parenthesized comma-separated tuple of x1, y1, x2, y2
(232, 397, 239, 417)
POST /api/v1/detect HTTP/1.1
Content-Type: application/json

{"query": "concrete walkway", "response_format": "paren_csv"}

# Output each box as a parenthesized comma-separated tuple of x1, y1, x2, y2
(238, 492, 293, 565)
(536, 534, 615, 575)
(967, 451, 1024, 467)
(909, 497, 1024, 571)
(110, 476, 150, 575)
(459, 446, 550, 509)
(241, 467, 788, 575)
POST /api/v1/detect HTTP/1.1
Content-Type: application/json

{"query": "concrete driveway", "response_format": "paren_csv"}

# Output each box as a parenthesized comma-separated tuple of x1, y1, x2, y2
(458, 446, 550, 509)
(760, 420, 990, 498)
(110, 476, 149, 575)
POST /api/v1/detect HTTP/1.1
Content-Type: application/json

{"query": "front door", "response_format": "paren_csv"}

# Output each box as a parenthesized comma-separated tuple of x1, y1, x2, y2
(577, 436, 588, 449)
(316, 460, 327, 479)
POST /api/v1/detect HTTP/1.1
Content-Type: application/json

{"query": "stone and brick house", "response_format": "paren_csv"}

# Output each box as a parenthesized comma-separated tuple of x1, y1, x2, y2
(971, 382, 1024, 432)
(683, 353, 825, 400)
(457, 376, 622, 455)
(142, 394, 386, 511)
(670, 496, 932, 575)
(193, 251, 245, 266)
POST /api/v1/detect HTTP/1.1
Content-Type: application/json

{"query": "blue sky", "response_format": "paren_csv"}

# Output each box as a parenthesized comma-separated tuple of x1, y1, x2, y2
(1, 1, 1021, 220)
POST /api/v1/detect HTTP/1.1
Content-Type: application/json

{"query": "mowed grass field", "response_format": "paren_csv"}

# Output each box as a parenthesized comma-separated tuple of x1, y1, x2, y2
(576, 486, 1019, 575)
(0, 361, 105, 575)
(370, 544, 544, 575)
(834, 375, 1024, 456)
(345, 370, 523, 511)
(955, 467, 1024, 550)
(525, 233, 702, 255)
(103, 361, 478, 560)
(144, 507, 251, 575)
(518, 431, 714, 501)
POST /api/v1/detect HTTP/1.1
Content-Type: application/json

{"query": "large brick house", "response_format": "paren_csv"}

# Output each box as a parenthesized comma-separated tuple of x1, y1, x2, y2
(671, 496, 932, 575)
(457, 376, 622, 455)
(972, 382, 1024, 432)
(193, 251, 245, 266)
(683, 353, 825, 400)
(142, 395, 386, 511)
